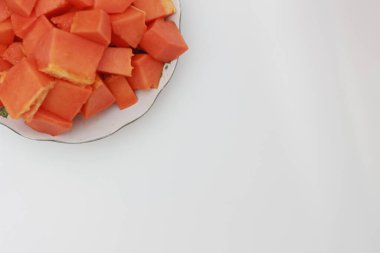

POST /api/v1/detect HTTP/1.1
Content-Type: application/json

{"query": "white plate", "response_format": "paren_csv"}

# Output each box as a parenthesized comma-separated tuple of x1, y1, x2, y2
(0, 0, 182, 144)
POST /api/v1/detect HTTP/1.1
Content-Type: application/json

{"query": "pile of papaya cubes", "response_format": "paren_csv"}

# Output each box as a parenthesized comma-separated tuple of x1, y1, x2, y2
(0, 0, 188, 136)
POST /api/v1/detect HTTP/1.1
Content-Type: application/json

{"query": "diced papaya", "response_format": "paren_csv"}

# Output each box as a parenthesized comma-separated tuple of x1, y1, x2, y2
(2, 42, 25, 65)
(111, 6, 146, 48)
(0, 58, 54, 119)
(81, 76, 115, 118)
(133, 0, 175, 22)
(50, 11, 75, 31)
(33, 28, 105, 85)
(104, 75, 137, 110)
(35, 0, 71, 17)
(0, 19, 15, 46)
(94, 0, 134, 14)
(0, 59, 11, 71)
(26, 109, 72, 136)
(0, 46, 11, 71)
(111, 33, 129, 47)
(127, 54, 163, 90)
(97, 47, 133, 76)
(23, 16, 53, 55)
(0, 0, 10, 23)
(139, 19, 187, 62)
(71, 9, 111, 46)
(4, 0, 38, 17)
(41, 79, 91, 121)
(67, 0, 93, 9)
(10, 14, 38, 38)
(0, 44, 6, 54)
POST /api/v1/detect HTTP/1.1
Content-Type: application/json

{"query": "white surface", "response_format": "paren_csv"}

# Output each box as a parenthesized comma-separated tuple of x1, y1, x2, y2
(0, 0, 380, 252)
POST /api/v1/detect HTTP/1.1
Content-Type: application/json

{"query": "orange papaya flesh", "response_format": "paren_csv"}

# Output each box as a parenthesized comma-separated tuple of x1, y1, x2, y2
(67, 0, 93, 9)
(71, 9, 111, 46)
(127, 54, 163, 90)
(23, 15, 53, 55)
(2, 42, 25, 65)
(33, 28, 105, 85)
(0, 19, 15, 46)
(41, 80, 91, 121)
(0, 0, 10, 23)
(139, 18, 188, 63)
(0, 58, 54, 119)
(35, 0, 71, 17)
(94, 0, 134, 14)
(104, 75, 137, 110)
(26, 109, 72, 136)
(133, 0, 175, 22)
(111, 6, 146, 48)
(10, 14, 38, 38)
(50, 11, 75, 32)
(4, 0, 38, 17)
(81, 76, 115, 119)
(97, 47, 133, 77)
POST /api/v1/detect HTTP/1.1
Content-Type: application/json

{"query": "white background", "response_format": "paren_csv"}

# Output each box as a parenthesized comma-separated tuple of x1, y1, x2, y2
(1, 0, 380, 252)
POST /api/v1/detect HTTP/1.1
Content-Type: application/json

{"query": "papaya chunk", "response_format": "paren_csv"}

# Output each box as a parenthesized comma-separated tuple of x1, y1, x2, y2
(41, 80, 91, 121)
(111, 6, 146, 48)
(23, 15, 53, 55)
(94, 0, 134, 14)
(104, 75, 137, 110)
(0, 59, 11, 71)
(33, 28, 105, 85)
(67, 0, 93, 9)
(51, 11, 75, 31)
(0, 58, 54, 119)
(139, 19, 188, 62)
(26, 109, 72, 136)
(0, 0, 10, 23)
(81, 76, 115, 118)
(97, 47, 133, 77)
(127, 54, 163, 90)
(4, 0, 38, 17)
(2, 42, 25, 65)
(71, 9, 111, 46)
(34, 0, 71, 17)
(0, 44, 12, 71)
(0, 19, 15, 46)
(133, 0, 175, 22)
(10, 14, 38, 38)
